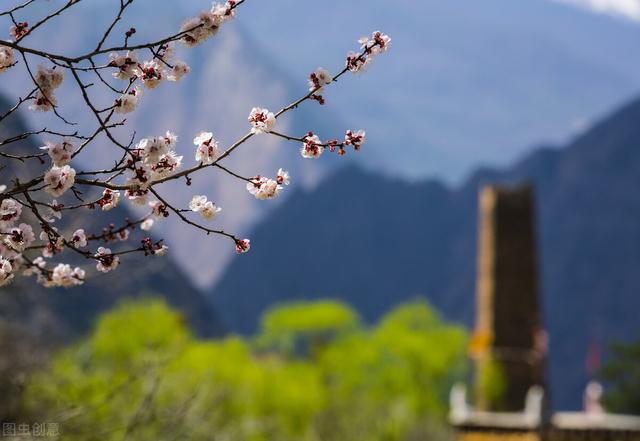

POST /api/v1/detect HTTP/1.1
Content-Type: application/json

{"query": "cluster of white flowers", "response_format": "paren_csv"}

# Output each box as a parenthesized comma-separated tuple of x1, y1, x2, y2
(168, 61, 191, 82)
(109, 51, 138, 80)
(122, 131, 182, 205)
(114, 86, 142, 114)
(95, 247, 119, 273)
(44, 165, 76, 197)
(193, 131, 220, 164)
(19, 255, 84, 288)
(149, 200, 169, 219)
(308, 68, 332, 92)
(307, 67, 332, 104)
(98, 189, 121, 211)
(135, 60, 163, 89)
(4, 223, 35, 252)
(180, 1, 236, 47)
(40, 138, 75, 166)
(108, 44, 190, 95)
(0, 198, 22, 224)
(248, 107, 276, 134)
(346, 31, 391, 74)
(301, 133, 323, 159)
(41, 231, 64, 258)
(0, 2, 390, 287)
(0, 257, 14, 286)
(344, 129, 366, 151)
(30, 65, 64, 112)
(49, 263, 85, 287)
(0, 198, 32, 286)
(246, 169, 290, 200)
(189, 195, 222, 220)
(71, 229, 87, 247)
(0, 46, 15, 74)
(0, 196, 24, 285)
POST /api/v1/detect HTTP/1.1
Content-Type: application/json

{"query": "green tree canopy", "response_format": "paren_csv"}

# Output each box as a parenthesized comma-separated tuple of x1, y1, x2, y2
(600, 339, 640, 415)
(23, 297, 466, 441)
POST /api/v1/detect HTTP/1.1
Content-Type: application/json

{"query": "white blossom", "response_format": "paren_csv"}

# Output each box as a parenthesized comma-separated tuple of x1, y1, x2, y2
(126, 162, 153, 190)
(344, 129, 366, 150)
(23, 256, 45, 277)
(246, 176, 282, 200)
(301, 133, 324, 159)
(211, 1, 237, 22)
(47, 200, 62, 222)
(99, 189, 120, 211)
(0, 47, 15, 74)
(248, 107, 276, 134)
(134, 60, 163, 89)
(308, 67, 332, 92)
(4, 223, 35, 252)
(180, 11, 223, 47)
(40, 139, 74, 166)
(34, 64, 63, 89)
(9, 21, 29, 40)
(30, 91, 56, 112)
(51, 263, 85, 287)
(154, 245, 169, 256)
(200, 201, 221, 220)
(149, 200, 168, 219)
(277, 168, 290, 186)
(109, 51, 138, 80)
(117, 229, 130, 242)
(44, 165, 76, 197)
(189, 195, 207, 212)
(189, 195, 221, 220)
(114, 87, 142, 114)
(71, 229, 87, 248)
(137, 136, 168, 163)
(150, 151, 183, 178)
(193, 131, 220, 164)
(95, 247, 119, 273)
(0, 257, 13, 286)
(29, 65, 63, 112)
(42, 236, 64, 258)
(140, 218, 154, 231)
(368, 31, 391, 54)
(347, 31, 391, 73)
(0, 198, 21, 224)
(167, 61, 191, 81)
(125, 188, 150, 205)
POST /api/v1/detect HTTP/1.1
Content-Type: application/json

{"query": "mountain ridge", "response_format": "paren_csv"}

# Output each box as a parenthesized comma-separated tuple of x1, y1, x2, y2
(210, 95, 640, 410)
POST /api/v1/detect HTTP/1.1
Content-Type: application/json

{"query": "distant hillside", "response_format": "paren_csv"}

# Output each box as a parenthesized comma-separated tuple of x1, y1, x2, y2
(210, 96, 640, 410)
(0, 97, 223, 339)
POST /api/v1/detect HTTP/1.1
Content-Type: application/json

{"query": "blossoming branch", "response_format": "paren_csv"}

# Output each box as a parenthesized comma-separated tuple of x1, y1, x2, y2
(0, 0, 390, 288)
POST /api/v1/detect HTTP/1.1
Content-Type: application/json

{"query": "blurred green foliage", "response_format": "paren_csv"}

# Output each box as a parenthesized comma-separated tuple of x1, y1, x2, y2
(476, 359, 507, 411)
(600, 339, 640, 415)
(23, 298, 467, 441)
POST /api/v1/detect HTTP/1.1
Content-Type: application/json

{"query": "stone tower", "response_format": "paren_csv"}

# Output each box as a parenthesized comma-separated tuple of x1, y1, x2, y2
(473, 184, 546, 412)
